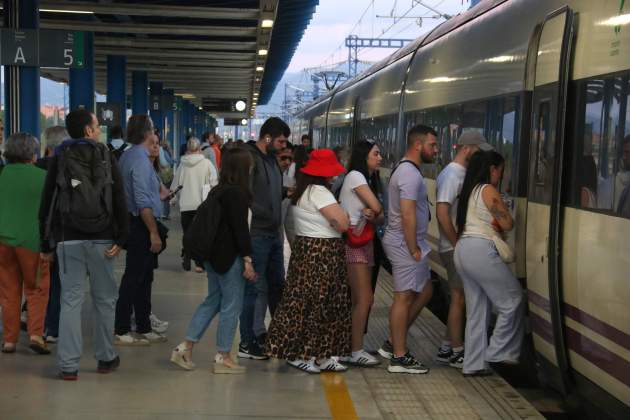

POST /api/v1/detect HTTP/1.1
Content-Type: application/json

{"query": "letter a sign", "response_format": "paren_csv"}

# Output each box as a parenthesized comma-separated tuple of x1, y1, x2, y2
(1, 29, 38, 66)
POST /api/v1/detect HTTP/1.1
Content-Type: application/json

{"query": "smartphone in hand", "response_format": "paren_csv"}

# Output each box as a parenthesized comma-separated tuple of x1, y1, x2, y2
(166, 185, 183, 201)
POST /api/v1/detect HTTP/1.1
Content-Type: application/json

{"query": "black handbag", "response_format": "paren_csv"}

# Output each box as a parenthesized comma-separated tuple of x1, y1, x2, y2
(156, 219, 169, 254)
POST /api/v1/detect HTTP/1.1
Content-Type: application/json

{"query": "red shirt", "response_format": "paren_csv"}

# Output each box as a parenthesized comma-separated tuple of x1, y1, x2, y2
(211, 144, 221, 169)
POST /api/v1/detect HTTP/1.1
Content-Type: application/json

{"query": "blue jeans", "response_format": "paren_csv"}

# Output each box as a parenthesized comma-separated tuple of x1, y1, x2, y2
(239, 232, 284, 345)
(185, 259, 245, 352)
(56, 240, 118, 372)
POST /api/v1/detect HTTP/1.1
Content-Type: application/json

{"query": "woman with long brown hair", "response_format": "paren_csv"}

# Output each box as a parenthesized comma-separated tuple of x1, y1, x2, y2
(170, 147, 256, 373)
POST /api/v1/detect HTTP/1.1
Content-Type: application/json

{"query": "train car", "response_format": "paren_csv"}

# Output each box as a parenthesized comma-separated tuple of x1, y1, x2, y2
(295, 0, 630, 418)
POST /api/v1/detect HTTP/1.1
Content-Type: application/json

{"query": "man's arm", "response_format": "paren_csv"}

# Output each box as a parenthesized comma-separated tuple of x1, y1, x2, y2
(39, 156, 58, 254)
(436, 202, 457, 247)
(400, 198, 420, 260)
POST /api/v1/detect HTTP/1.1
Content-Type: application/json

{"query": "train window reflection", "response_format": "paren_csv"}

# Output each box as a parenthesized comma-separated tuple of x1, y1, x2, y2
(573, 74, 630, 218)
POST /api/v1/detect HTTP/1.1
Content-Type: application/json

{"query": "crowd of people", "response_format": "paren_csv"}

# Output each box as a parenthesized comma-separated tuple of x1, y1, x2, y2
(0, 109, 525, 380)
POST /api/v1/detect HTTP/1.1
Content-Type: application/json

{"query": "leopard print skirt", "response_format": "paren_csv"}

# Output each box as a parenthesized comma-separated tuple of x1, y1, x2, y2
(266, 236, 351, 361)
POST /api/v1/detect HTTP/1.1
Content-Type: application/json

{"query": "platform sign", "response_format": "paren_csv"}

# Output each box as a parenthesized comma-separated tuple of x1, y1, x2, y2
(40, 30, 85, 68)
(96, 102, 122, 128)
(150, 94, 161, 111)
(1, 29, 38, 66)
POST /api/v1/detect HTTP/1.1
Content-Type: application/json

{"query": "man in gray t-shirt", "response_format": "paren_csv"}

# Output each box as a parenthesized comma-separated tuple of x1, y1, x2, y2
(435, 131, 493, 368)
(378, 125, 438, 375)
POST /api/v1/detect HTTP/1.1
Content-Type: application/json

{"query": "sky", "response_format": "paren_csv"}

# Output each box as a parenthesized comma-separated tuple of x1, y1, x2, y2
(286, 0, 473, 72)
(251, 0, 473, 116)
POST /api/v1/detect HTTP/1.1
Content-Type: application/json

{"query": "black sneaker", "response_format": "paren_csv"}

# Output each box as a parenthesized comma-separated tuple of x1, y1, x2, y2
(377, 339, 394, 359)
(256, 332, 268, 347)
(97, 355, 120, 374)
(237, 342, 269, 360)
(59, 370, 78, 381)
(435, 347, 453, 364)
(388, 352, 429, 374)
(449, 350, 464, 369)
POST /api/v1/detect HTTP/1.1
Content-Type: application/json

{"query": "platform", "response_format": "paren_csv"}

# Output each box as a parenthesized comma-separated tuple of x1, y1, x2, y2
(0, 214, 543, 420)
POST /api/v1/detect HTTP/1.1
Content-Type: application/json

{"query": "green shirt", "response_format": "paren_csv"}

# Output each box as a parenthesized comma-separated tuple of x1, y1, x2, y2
(0, 163, 47, 252)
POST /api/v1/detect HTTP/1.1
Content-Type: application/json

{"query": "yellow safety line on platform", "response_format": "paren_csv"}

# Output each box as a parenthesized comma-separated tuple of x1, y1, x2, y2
(320, 372, 359, 420)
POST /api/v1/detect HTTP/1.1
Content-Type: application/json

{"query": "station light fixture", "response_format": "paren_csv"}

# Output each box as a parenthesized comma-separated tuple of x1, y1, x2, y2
(256, 66, 264, 72)
(235, 100, 247, 112)
(241, 119, 248, 126)
(39, 8, 94, 14)
(261, 19, 274, 28)
(258, 49, 268, 56)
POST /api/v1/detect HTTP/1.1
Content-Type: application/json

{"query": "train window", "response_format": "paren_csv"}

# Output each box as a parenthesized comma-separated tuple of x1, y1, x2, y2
(572, 74, 630, 217)
(358, 114, 398, 169)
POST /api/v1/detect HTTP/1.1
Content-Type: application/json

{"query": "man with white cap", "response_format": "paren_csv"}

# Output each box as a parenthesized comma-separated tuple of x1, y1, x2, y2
(435, 131, 493, 369)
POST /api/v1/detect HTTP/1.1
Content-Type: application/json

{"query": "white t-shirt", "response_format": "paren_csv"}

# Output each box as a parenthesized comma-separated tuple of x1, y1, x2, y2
(339, 170, 368, 225)
(436, 162, 466, 252)
(290, 185, 340, 238)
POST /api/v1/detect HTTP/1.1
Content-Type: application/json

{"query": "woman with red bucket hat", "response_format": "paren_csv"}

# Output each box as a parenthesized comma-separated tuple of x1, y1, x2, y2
(266, 149, 352, 373)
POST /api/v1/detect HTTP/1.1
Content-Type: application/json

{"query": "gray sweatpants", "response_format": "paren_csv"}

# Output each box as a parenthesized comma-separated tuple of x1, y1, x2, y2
(454, 237, 524, 373)
(57, 240, 118, 372)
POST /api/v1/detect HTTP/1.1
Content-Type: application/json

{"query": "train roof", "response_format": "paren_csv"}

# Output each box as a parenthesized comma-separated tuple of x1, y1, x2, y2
(297, 0, 507, 116)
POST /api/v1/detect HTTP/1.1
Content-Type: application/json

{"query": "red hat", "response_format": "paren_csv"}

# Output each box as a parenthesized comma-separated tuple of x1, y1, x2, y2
(300, 148, 346, 177)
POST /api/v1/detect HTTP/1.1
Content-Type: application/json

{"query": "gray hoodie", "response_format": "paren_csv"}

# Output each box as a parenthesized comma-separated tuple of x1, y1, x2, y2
(248, 143, 283, 235)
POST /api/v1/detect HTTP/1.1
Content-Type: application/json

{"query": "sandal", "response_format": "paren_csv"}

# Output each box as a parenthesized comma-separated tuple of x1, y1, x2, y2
(170, 343, 195, 370)
(29, 337, 51, 355)
(1, 343, 16, 354)
(214, 354, 246, 374)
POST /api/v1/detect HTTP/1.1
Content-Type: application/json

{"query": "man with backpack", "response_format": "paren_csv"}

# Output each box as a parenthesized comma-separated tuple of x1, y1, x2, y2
(107, 125, 130, 161)
(39, 109, 129, 380)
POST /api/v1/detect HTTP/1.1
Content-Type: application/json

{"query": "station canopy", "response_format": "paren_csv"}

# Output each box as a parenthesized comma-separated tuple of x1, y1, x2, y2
(36, 0, 318, 118)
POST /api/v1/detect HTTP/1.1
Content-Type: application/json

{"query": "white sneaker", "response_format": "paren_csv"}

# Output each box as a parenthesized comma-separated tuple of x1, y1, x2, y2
(340, 350, 380, 367)
(150, 313, 169, 333)
(45, 336, 58, 344)
(287, 358, 320, 374)
(142, 331, 168, 343)
(115, 333, 150, 346)
(317, 357, 348, 372)
(170, 343, 195, 370)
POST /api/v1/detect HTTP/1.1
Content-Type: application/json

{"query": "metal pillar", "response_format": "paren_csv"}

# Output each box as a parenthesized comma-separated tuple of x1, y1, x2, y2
(163, 88, 175, 149)
(3, 0, 40, 138)
(149, 81, 163, 133)
(132, 70, 148, 115)
(107, 55, 126, 131)
(69, 32, 94, 113)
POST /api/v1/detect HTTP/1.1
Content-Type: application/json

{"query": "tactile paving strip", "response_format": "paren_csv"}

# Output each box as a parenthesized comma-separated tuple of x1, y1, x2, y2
(362, 271, 544, 420)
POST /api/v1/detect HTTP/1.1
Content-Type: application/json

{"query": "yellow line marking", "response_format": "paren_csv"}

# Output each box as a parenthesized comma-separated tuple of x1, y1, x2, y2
(320, 372, 359, 420)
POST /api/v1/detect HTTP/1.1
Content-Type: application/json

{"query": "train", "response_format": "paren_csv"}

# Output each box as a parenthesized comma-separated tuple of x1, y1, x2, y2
(293, 0, 630, 418)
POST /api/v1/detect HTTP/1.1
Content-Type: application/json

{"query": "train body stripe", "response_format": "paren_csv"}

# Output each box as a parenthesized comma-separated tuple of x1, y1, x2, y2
(530, 311, 630, 388)
(528, 290, 630, 352)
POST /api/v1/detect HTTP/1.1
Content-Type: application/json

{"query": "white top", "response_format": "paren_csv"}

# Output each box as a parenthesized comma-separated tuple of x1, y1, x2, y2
(339, 170, 368, 225)
(461, 184, 495, 240)
(290, 185, 340, 238)
(436, 162, 466, 252)
(172, 154, 218, 212)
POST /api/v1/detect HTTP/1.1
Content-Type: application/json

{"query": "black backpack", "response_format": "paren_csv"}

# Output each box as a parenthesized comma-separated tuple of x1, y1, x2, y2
(107, 142, 129, 161)
(55, 140, 114, 234)
(182, 186, 226, 262)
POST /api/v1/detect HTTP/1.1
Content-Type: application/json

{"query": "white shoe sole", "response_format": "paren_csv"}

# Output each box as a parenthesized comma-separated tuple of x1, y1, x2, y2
(151, 324, 168, 334)
(115, 338, 150, 346)
(237, 350, 268, 360)
(387, 365, 429, 374)
(340, 358, 380, 367)
(377, 349, 393, 359)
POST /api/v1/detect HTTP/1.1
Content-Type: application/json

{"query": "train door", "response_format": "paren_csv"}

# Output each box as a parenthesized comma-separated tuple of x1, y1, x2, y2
(524, 7, 575, 394)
